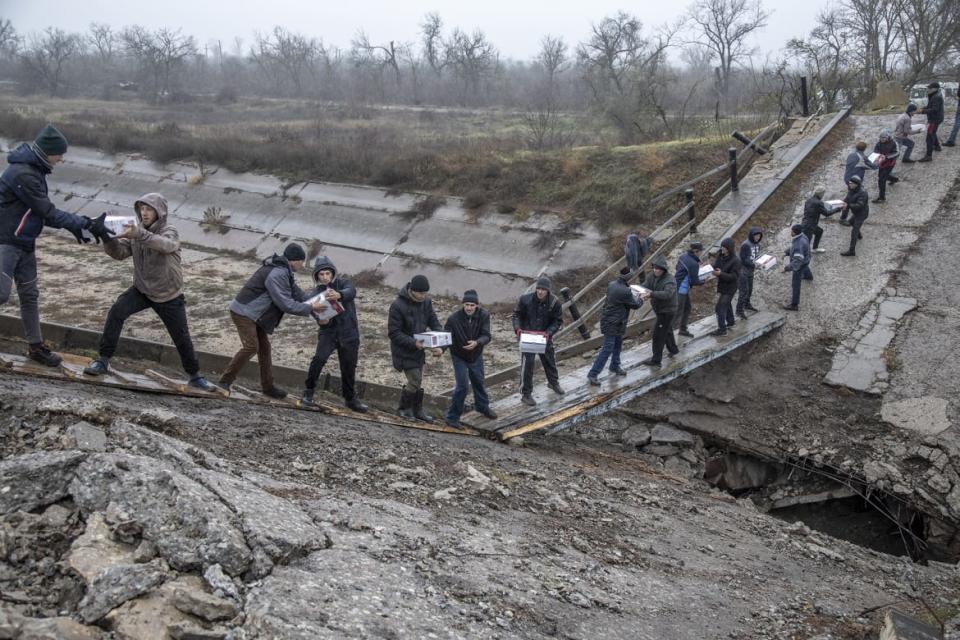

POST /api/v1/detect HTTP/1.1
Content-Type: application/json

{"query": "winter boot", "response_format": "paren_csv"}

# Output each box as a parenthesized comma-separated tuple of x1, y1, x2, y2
(413, 389, 434, 423)
(397, 389, 415, 419)
(83, 358, 109, 376)
(28, 343, 62, 368)
(301, 387, 317, 407)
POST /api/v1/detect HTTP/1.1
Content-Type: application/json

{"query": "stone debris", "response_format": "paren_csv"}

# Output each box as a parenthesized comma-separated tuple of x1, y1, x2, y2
(0, 451, 86, 515)
(172, 581, 240, 621)
(63, 421, 108, 452)
(77, 562, 167, 623)
(203, 564, 241, 602)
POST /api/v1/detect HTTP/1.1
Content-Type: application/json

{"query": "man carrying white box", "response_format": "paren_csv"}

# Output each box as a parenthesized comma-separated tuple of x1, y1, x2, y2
(587, 267, 641, 385)
(894, 102, 920, 163)
(871, 130, 900, 203)
(513, 276, 564, 406)
(388, 274, 443, 422)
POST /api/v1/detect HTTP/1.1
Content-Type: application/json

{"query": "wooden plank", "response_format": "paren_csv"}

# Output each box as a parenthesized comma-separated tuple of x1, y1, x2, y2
(145, 369, 229, 398)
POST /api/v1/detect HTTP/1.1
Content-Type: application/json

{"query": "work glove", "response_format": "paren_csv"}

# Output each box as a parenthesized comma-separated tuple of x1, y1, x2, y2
(86, 213, 116, 244)
(70, 223, 91, 245)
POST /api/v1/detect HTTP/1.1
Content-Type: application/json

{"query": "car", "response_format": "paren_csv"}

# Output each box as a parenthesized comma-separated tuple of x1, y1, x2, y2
(909, 81, 958, 108)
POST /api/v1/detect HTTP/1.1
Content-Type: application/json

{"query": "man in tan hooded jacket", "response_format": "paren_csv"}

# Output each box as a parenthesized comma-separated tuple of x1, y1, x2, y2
(83, 192, 217, 391)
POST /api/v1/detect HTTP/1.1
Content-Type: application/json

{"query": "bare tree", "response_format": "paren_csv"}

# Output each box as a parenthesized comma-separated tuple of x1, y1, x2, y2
(445, 28, 498, 103)
(839, 0, 901, 88)
(536, 35, 569, 93)
(351, 30, 406, 90)
(894, 0, 960, 85)
(120, 26, 196, 100)
(88, 22, 116, 64)
(0, 18, 18, 58)
(787, 9, 859, 110)
(249, 27, 319, 97)
(686, 0, 769, 99)
(19, 27, 81, 96)
(420, 13, 446, 76)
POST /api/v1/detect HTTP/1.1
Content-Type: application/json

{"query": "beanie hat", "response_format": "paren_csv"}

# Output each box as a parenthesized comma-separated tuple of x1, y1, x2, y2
(928, 81, 940, 89)
(34, 124, 68, 157)
(848, 175, 862, 184)
(462, 289, 479, 304)
(689, 241, 704, 251)
(535, 276, 552, 290)
(651, 256, 668, 271)
(619, 266, 631, 276)
(814, 185, 826, 197)
(906, 102, 917, 113)
(283, 243, 306, 262)
(879, 128, 892, 140)
(410, 274, 430, 292)
(791, 224, 803, 235)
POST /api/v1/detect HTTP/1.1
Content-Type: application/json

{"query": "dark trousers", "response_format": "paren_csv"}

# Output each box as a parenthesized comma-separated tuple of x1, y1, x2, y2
(896, 137, 914, 161)
(220, 311, 273, 389)
(0, 244, 42, 345)
(446, 354, 490, 423)
(791, 266, 812, 307)
(100, 287, 199, 376)
(673, 292, 692, 331)
(848, 217, 866, 253)
(520, 343, 559, 395)
(304, 333, 359, 401)
(735, 271, 754, 313)
(802, 224, 823, 250)
(651, 311, 678, 362)
(948, 111, 960, 144)
(715, 293, 735, 331)
(588, 334, 623, 377)
(878, 166, 894, 199)
(925, 123, 941, 157)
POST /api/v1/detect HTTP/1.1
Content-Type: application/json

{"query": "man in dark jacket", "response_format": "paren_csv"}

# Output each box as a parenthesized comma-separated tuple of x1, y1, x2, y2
(872, 130, 900, 203)
(388, 274, 442, 422)
(624, 231, 652, 277)
(640, 256, 678, 367)
(918, 82, 944, 161)
(673, 241, 704, 337)
(840, 175, 869, 257)
(946, 79, 959, 147)
(842, 141, 877, 189)
(587, 267, 641, 385)
(783, 224, 812, 311)
(443, 289, 496, 428)
(802, 185, 835, 253)
(711, 237, 741, 336)
(301, 256, 367, 413)
(895, 102, 919, 162)
(513, 276, 564, 406)
(0, 124, 113, 366)
(219, 243, 323, 398)
(735, 227, 762, 319)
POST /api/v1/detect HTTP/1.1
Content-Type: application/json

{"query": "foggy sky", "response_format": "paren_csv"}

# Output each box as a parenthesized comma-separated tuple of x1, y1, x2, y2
(4, 0, 830, 61)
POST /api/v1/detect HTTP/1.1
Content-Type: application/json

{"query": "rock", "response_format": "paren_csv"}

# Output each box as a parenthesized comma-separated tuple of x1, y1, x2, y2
(946, 485, 960, 519)
(663, 456, 697, 478)
(70, 454, 252, 576)
(567, 592, 592, 608)
(432, 487, 456, 501)
(36, 397, 113, 424)
(0, 606, 22, 639)
(641, 445, 681, 457)
(203, 564, 240, 602)
(167, 623, 228, 640)
(67, 512, 136, 583)
(927, 473, 952, 495)
(40, 503, 74, 528)
(133, 539, 158, 563)
(311, 462, 327, 478)
(172, 582, 239, 621)
(110, 421, 216, 472)
(104, 576, 205, 640)
(507, 437, 525, 447)
(65, 422, 108, 452)
(603, 477, 629, 490)
(388, 481, 416, 491)
(17, 616, 103, 639)
(650, 424, 696, 447)
(77, 562, 167, 623)
(620, 425, 651, 449)
(135, 408, 180, 429)
(376, 450, 397, 463)
(0, 451, 86, 515)
(461, 464, 491, 489)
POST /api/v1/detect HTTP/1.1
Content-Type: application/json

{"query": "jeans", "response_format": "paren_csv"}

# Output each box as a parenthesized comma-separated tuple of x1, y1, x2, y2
(925, 122, 941, 157)
(736, 271, 754, 313)
(520, 343, 559, 395)
(304, 332, 359, 401)
(715, 293, 735, 331)
(220, 311, 274, 390)
(948, 110, 960, 144)
(878, 166, 894, 199)
(896, 137, 914, 161)
(100, 287, 200, 376)
(588, 334, 623, 378)
(446, 354, 490, 423)
(650, 312, 678, 362)
(0, 244, 41, 344)
(802, 224, 823, 250)
(673, 292, 692, 331)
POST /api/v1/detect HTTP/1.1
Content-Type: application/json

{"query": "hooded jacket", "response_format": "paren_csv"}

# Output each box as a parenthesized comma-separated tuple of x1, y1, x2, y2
(388, 283, 441, 371)
(787, 232, 811, 272)
(642, 265, 677, 314)
(624, 234, 652, 272)
(738, 227, 763, 274)
(802, 195, 832, 228)
(444, 306, 491, 363)
(844, 150, 877, 184)
(229, 254, 312, 333)
(103, 193, 182, 303)
(599, 273, 642, 337)
(675, 250, 703, 294)
(894, 112, 914, 139)
(873, 137, 899, 169)
(712, 238, 742, 295)
(923, 91, 944, 124)
(512, 290, 563, 336)
(843, 185, 869, 222)
(308, 256, 359, 342)
(0, 143, 88, 251)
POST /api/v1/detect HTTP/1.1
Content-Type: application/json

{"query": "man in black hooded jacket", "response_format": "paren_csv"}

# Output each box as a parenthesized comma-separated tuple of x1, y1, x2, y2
(513, 276, 564, 406)
(640, 256, 679, 367)
(388, 274, 442, 422)
(301, 256, 367, 413)
(587, 267, 641, 385)
(443, 289, 496, 428)
(840, 176, 869, 257)
(711, 238, 741, 336)
(918, 82, 944, 161)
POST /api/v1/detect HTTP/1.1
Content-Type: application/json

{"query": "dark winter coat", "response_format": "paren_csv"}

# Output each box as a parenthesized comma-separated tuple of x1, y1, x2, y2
(599, 274, 641, 337)
(923, 92, 945, 124)
(642, 269, 678, 314)
(308, 255, 359, 343)
(675, 250, 703, 294)
(843, 186, 869, 222)
(230, 255, 312, 334)
(0, 143, 88, 251)
(873, 138, 899, 169)
(511, 291, 563, 336)
(388, 284, 441, 371)
(787, 233, 811, 272)
(843, 150, 876, 184)
(624, 234, 652, 272)
(802, 195, 833, 228)
(712, 238, 742, 295)
(739, 227, 763, 273)
(444, 307, 491, 363)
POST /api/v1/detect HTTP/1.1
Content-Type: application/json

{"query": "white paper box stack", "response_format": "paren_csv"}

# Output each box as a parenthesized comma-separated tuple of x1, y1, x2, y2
(414, 331, 452, 348)
(911, 123, 925, 134)
(104, 216, 136, 235)
(755, 254, 778, 271)
(867, 152, 882, 165)
(698, 264, 715, 282)
(630, 284, 651, 302)
(825, 199, 845, 212)
(305, 291, 345, 322)
(519, 331, 548, 354)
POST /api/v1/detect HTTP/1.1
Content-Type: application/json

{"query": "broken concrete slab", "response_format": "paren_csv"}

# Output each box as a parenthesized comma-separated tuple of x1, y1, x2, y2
(0, 451, 86, 515)
(67, 512, 136, 583)
(880, 396, 951, 436)
(171, 581, 238, 622)
(65, 421, 108, 452)
(77, 562, 168, 623)
(16, 616, 104, 639)
(103, 577, 208, 640)
(620, 425, 652, 449)
(650, 424, 697, 447)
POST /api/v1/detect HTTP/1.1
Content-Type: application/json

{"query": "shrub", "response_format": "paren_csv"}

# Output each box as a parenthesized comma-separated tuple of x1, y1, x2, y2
(463, 190, 488, 210)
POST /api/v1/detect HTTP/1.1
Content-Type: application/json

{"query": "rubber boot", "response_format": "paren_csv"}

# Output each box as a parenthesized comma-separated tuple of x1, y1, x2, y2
(413, 389, 434, 423)
(397, 388, 415, 419)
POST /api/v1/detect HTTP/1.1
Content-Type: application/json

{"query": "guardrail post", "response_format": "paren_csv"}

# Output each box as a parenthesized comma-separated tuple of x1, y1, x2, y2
(728, 148, 739, 193)
(800, 76, 809, 117)
(561, 287, 591, 340)
(685, 189, 697, 233)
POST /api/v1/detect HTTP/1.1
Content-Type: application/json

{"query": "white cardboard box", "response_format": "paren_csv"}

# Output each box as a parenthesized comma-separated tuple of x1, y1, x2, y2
(630, 284, 652, 301)
(911, 123, 925, 134)
(305, 291, 344, 322)
(867, 152, 882, 164)
(104, 216, 136, 235)
(519, 331, 548, 354)
(414, 331, 452, 348)
(755, 254, 778, 271)
(698, 264, 715, 282)
(825, 199, 845, 212)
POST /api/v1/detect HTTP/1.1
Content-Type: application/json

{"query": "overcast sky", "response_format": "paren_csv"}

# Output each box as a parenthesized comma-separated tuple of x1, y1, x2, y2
(5, 0, 830, 60)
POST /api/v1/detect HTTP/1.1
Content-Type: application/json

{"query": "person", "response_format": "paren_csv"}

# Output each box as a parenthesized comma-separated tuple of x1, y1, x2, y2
(841, 141, 877, 196)
(840, 175, 869, 257)
(894, 103, 919, 163)
(219, 243, 323, 398)
(443, 289, 496, 428)
(387, 274, 442, 422)
(872, 130, 900, 203)
(735, 227, 763, 319)
(673, 241, 704, 338)
(639, 256, 678, 367)
(300, 256, 367, 413)
(711, 237, 741, 337)
(801, 185, 835, 254)
(624, 231, 652, 277)
(513, 276, 564, 406)
(587, 267, 641, 385)
(0, 124, 113, 366)
(918, 82, 944, 162)
(783, 224, 812, 311)
(82, 193, 217, 391)
(946, 80, 960, 147)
